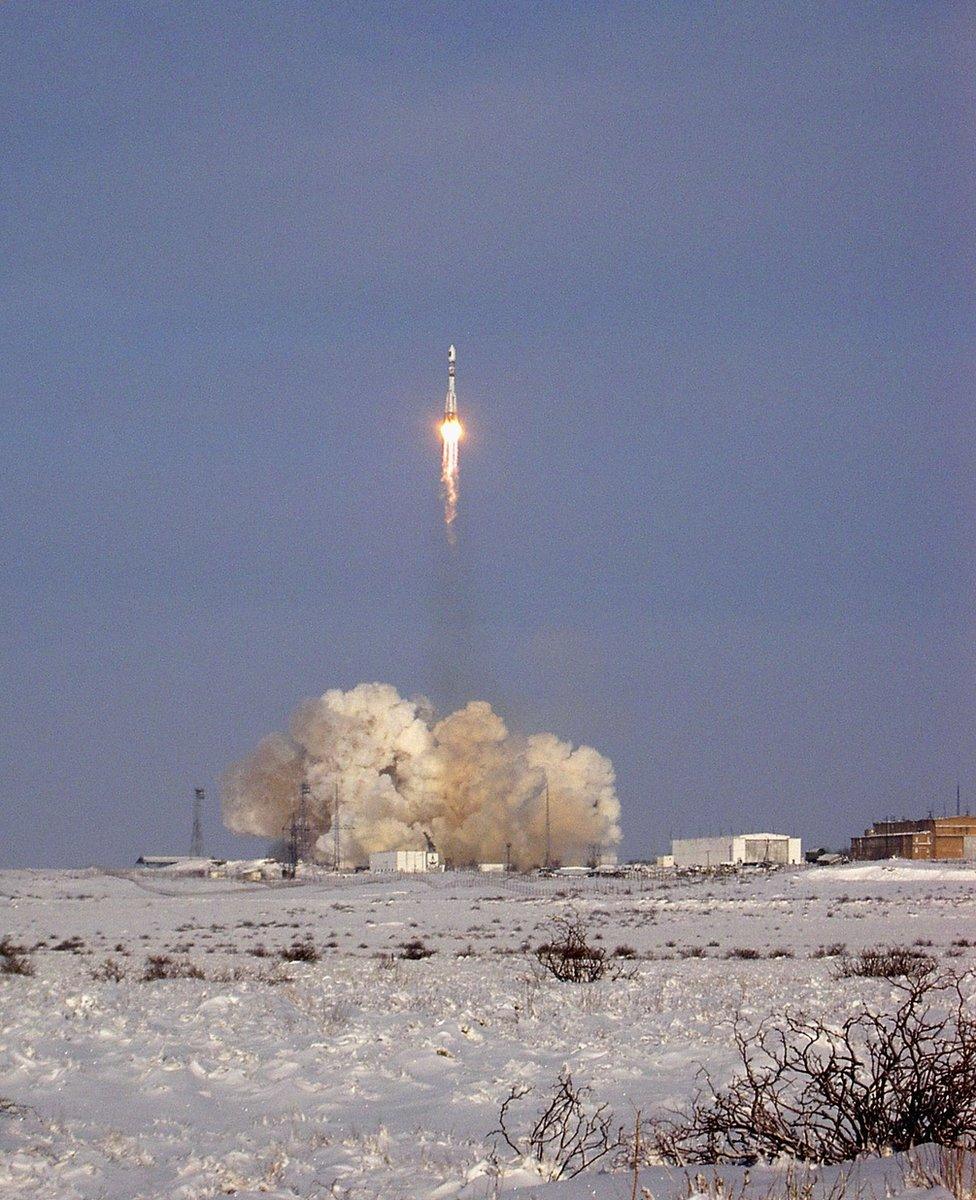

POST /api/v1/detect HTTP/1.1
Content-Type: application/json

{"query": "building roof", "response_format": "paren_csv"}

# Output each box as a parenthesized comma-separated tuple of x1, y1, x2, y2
(673, 832, 796, 842)
(136, 855, 218, 866)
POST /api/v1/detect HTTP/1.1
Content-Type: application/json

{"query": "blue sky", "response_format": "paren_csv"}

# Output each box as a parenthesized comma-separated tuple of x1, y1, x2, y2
(2, 2, 973, 865)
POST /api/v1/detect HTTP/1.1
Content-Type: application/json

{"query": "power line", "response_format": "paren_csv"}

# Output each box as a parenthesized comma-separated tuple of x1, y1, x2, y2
(544, 781, 551, 869)
(333, 780, 341, 871)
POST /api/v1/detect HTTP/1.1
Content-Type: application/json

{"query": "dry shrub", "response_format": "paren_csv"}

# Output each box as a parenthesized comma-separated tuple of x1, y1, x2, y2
(0, 937, 34, 977)
(210, 962, 293, 985)
(91, 958, 126, 982)
(834, 945, 936, 981)
(255, 962, 294, 985)
(903, 1145, 976, 1200)
(652, 971, 976, 1164)
(811, 944, 847, 959)
(141, 954, 205, 981)
(400, 938, 434, 960)
(51, 936, 85, 953)
(492, 1069, 622, 1180)
(535, 915, 637, 984)
(662, 1163, 857, 1200)
(280, 937, 319, 962)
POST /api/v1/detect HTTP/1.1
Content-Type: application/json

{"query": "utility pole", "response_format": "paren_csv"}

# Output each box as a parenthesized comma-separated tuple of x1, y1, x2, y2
(333, 780, 341, 871)
(957, 782, 961, 818)
(505, 841, 512, 873)
(190, 788, 204, 858)
(286, 817, 296, 876)
(544, 781, 551, 869)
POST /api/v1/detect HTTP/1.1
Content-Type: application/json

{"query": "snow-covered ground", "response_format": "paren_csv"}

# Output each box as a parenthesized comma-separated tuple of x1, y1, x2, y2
(1, 862, 975, 1199)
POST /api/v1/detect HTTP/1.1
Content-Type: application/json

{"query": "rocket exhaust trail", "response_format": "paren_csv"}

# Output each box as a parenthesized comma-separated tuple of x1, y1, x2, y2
(439, 344, 462, 542)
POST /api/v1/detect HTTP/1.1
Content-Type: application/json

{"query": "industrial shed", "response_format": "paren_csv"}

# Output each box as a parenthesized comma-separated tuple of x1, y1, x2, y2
(671, 833, 802, 868)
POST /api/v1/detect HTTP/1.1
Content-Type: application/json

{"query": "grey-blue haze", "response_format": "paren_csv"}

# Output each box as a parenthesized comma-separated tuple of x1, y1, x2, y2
(1, 3, 973, 866)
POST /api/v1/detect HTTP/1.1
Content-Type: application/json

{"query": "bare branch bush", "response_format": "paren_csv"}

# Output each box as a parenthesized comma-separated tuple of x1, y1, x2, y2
(491, 1069, 623, 1179)
(651, 970, 976, 1164)
(535, 915, 638, 984)
(834, 945, 936, 981)
(0, 937, 34, 977)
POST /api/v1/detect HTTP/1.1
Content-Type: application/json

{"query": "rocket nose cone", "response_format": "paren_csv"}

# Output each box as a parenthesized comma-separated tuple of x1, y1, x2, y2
(448, 344, 456, 361)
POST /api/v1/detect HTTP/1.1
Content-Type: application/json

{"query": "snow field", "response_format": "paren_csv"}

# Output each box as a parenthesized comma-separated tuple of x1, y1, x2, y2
(1, 863, 975, 1199)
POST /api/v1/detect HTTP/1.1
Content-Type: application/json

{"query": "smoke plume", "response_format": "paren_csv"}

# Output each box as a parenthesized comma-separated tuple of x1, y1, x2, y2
(222, 682, 621, 869)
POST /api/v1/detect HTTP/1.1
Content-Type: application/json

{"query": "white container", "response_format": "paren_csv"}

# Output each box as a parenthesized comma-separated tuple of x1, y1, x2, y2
(369, 850, 441, 873)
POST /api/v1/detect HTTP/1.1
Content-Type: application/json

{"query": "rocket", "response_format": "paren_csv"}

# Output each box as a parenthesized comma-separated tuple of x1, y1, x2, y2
(445, 344, 458, 419)
(439, 344, 461, 536)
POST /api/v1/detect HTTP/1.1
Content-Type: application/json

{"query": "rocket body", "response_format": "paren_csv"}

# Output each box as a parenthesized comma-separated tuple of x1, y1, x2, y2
(445, 344, 458, 418)
(445, 345, 458, 418)
(440, 344, 461, 540)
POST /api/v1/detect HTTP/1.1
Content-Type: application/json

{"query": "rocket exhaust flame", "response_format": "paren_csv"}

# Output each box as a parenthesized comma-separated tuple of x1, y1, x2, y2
(440, 344, 462, 540)
(440, 417, 461, 533)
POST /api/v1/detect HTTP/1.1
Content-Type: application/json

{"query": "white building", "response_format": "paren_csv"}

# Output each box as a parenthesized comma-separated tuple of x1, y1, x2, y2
(671, 833, 802, 868)
(136, 855, 220, 871)
(369, 849, 442, 874)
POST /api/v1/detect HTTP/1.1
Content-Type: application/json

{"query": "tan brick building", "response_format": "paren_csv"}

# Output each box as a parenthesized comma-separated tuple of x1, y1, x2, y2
(851, 815, 976, 861)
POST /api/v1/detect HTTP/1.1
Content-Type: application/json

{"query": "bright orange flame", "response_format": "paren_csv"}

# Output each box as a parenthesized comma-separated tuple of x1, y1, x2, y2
(439, 417, 463, 540)
(440, 417, 463, 446)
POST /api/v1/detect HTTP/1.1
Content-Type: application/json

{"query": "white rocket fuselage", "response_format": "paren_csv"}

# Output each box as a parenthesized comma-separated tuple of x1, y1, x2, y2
(445, 344, 458, 419)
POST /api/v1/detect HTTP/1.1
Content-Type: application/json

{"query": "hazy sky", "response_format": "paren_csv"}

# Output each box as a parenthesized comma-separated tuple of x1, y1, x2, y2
(2, 3, 973, 866)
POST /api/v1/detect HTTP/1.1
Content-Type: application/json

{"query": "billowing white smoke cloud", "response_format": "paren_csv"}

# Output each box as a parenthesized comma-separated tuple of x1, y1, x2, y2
(221, 682, 621, 869)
